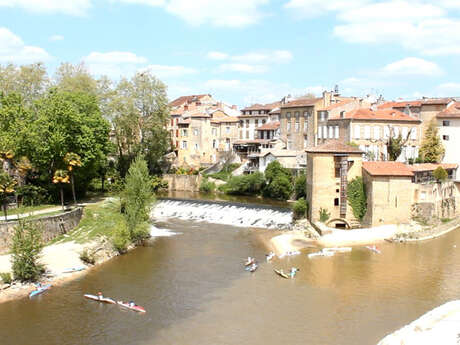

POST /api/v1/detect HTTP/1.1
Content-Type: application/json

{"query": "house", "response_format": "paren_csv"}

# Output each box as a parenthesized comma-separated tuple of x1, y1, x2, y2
(325, 108, 421, 162)
(238, 102, 280, 140)
(246, 149, 306, 174)
(437, 101, 460, 181)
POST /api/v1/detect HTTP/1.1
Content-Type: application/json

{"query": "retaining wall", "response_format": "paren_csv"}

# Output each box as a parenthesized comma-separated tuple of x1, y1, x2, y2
(0, 207, 83, 254)
(163, 174, 202, 192)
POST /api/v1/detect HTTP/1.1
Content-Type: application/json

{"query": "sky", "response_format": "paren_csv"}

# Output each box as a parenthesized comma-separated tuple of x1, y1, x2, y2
(0, 0, 459, 107)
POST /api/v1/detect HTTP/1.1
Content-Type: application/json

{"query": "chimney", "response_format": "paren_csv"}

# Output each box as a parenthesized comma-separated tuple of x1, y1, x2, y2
(232, 105, 237, 110)
(184, 104, 188, 111)
(323, 91, 332, 107)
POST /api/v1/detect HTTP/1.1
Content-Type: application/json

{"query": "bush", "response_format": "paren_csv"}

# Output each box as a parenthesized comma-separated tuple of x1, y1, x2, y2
(433, 166, 448, 181)
(112, 222, 130, 254)
(263, 174, 293, 200)
(151, 176, 168, 192)
(265, 161, 291, 184)
(319, 208, 330, 222)
(15, 185, 48, 206)
(293, 198, 308, 219)
(79, 249, 96, 265)
(347, 176, 367, 221)
(221, 172, 265, 195)
(199, 178, 216, 193)
(11, 221, 44, 282)
(0, 272, 12, 284)
(294, 174, 306, 199)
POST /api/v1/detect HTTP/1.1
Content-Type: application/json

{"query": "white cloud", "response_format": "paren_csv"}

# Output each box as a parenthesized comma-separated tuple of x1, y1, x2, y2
(382, 57, 443, 77)
(233, 50, 292, 64)
(49, 34, 64, 41)
(114, 0, 269, 27)
(83, 51, 148, 77)
(0, 27, 51, 63)
(218, 63, 266, 73)
(436, 82, 460, 95)
(142, 64, 197, 78)
(0, 0, 91, 16)
(284, 0, 369, 18)
(207, 51, 229, 60)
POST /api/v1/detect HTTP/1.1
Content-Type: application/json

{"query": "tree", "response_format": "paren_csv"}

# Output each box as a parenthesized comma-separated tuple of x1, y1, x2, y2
(64, 152, 82, 204)
(263, 161, 293, 200)
(294, 174, 306, 199)
(52, 169, 70, 210)
(122, 155, 154, 242)
(11, 221, 44, 282)
(347, 176, 367, 221)
(53, 62, 98, 95)
(385, 126, 410, 161)
(433, 166, 448, 181)
(293, 198, 308, 219)
(419, 120, 445, 163)
(0, 171, 16, 220)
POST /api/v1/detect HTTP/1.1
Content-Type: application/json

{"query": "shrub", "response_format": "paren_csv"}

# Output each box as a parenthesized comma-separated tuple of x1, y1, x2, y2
(347, 176, 367, 221)
(11, 221, 44, 282)
(265, 161, 291, 184)
(293, 198, 308, 219)
(0, 272, 12, 284)
(319, 208, 330, 222)
(221, 172, 265, 195)
(79, 249, 96, 265)
(151, 176, 168, 192)
(263, 174, 292, 200)
(294, 174, 306, 199)
(112, 222, 130, 254)
(199, 178, 216, 193)
(433, 166, 448, 181)
(15, 185, 48, 206)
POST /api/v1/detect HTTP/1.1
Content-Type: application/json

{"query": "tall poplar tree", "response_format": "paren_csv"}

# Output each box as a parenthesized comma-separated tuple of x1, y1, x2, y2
(419, 120, 445, 163)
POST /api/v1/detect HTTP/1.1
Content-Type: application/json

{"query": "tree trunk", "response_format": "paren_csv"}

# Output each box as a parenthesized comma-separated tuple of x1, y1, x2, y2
(101, 173, 105, 193)
(3, 198, 7, 221)
(71, 173, 77, 205)
(60, 186, 65, 211)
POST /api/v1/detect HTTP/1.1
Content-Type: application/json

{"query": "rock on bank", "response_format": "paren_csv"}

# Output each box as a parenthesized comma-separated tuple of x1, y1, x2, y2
(377, 300, 460, 345)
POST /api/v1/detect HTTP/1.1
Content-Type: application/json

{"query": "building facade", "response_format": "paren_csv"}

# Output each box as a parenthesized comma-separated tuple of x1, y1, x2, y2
(437, 101, 460, 181)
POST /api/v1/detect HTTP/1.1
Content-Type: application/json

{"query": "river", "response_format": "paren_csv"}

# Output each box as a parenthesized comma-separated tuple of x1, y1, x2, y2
(1, 202, 460, 345)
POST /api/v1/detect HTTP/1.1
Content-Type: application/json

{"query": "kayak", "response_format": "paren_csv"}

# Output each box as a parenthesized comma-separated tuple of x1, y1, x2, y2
(84, 294, 116, 304)
(244, 257, 255, 266)
(117, 301, 146, 313)
(266, 252, 275, 262)
(323, 247, 352, 253)
(308, 250, 334, 258)
(366, 246, 381, 254)
(274, 269, 290, 279)
(245, 263, 258, 272)
(62, 266, 86, 273)
(29, 284, 51, 298)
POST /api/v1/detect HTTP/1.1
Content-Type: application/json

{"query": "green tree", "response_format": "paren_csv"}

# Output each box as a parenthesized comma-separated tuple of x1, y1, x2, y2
(419, 120, 445, 163)
(11, 221, 44, 282)
(264, 160, 291, 184)
(347, 176, 367, 221)
(293, 197, 308, 219)
(386, 126, 411, 161)
(263, 161, 293, 200)
(0, 171, 16, 220)
(433, 166, 448, 181)
(294, 174, 306, 199)
(54, 63, 99, 95)
(122, 155, 154, 242)
(221, 172, 266, 196)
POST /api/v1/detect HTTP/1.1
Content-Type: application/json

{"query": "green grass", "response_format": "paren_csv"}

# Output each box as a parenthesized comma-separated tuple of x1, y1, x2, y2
(6, 204, 57, 216)
(51, 198, 125, 245)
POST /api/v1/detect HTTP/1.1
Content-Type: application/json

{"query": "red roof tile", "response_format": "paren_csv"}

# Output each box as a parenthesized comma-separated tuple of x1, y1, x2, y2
(409, 163, 458, 172)
(319, 99, 354, 111)
(256, 121, 280, 130)
(306, 140, 363, 154)
(211, 116, 239, 123)
(242, 101, 281, 111)
(341, 108, 420, 122)
(169, 94, 211, 107)
(363, 162, 414, 177)
(378, 101, 422, 109)
(437, 102, 460, 118)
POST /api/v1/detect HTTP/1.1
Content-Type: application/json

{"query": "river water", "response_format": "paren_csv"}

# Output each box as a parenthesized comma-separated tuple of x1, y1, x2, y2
(1, 208, 460, 345)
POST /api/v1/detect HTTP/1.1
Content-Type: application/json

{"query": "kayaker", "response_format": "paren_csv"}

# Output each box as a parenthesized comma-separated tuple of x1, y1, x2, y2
(129, 301, 135, 307)
(97, 292, 103, 300)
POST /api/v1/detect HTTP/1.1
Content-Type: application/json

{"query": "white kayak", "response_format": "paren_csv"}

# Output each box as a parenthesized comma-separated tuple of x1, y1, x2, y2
(84, 294, 116, 304)
(323, 247, 352, 253)
(117, 301, 146, 313)
(308, 250, 335, 258)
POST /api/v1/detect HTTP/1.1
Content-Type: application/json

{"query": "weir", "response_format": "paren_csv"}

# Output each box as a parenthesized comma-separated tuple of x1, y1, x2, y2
(152, 198, 293, 229)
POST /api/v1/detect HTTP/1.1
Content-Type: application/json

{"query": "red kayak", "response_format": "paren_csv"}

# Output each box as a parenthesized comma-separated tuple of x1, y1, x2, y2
(117, 301, 146, 313)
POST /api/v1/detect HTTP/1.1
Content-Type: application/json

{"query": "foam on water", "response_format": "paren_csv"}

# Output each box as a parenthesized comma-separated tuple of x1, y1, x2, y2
(151, 199, 293, 229)
(150, 225, 181, 237)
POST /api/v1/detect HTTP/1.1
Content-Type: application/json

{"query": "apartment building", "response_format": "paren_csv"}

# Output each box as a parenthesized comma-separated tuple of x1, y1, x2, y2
(437, 101, 460, 180)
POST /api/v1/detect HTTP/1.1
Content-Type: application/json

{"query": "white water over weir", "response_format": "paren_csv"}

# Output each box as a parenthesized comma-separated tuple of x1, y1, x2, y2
(152, 198, 293, 229)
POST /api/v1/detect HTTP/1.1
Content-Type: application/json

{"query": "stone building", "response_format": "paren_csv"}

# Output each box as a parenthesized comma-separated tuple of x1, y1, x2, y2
(437, 101, 460, 181)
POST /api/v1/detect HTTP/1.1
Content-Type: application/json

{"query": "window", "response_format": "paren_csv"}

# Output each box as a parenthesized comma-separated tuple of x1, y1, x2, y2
(170, 119, 174, 126)
(212, 139, 217, 149)
(246, 130, 249, 139)
(287, 122, 291, 131)
(334, 126, 339, 139)
(304, 120, 308, 131)
(364, 125, 371, 139)
(323, 126, 328, 139)
(402, 127, 408, 138)
(194, 143, 199, 150)
(255, 119, 259, 126)
(193, 128, 199, 136)
(304, 137, 308, 148)
(443, 120, 450, 126)
(226, 126, 230, 134)
(443, 135, 450, 141)
(181, 129, 188, 137)
(287, 140, 292, 150)
(336, 189, 340, 193)
(181, 141, 187, 149)
(304, 111, 309, 118)
(286, 112, 291, 119)
(329, 126, 334, 138)
(295, 111, 300, 120)
(318, 127, 322, 139)
(212, 128, 217, 136)
(354, 125, 360, 139)
(262, 119, 266, 124)
(384, 126, 390, 139)
(295, 122, 299, 132)
(410, 128, 417, 140)
(373, 126, 380, 139)
(334, 198, 339, 206)
(393, 127, 399, 138)
(239, 131, 242, 139)
(246, 120, 249, 127)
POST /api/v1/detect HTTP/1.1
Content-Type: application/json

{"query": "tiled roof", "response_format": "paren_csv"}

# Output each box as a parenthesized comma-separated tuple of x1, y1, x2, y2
(363, 162, 414, 177)
(305, 140, 363, 154)
(318, 99, 354, 111)
(242, 101, 281, 111)
(378, 101, 422, 109)
(409, 163, 458, 172)
(340, 108, 420, 122)
(211, 116, 239, 123)
(238, 113, 270, 118)
(419, 98, 453, 105)
(256, 121, 280, 130)
(169, 94, 210, 107)
(437, 102, 460, 118)
(281, 97, 321, 108)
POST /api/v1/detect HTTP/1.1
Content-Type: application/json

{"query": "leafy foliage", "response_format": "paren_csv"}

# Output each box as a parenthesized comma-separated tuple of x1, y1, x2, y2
(11, 221, 44, 282)
(263, 161, 293, 200)
(221, 172, 266, 195)
(419, 120, 445, 163)
(293, 198, 308, 220)
(199, 177, 216, 193)
(294, 174, 306, 199)
(347, 176, 367, 221)
(319, 208, 330, 222)
(79, 248, 96, 265)
(433, 166, 448, 181)
(15, 184, 48, 206)
(0, 171, 16, 219)
(0, 272, 12, 284)
(121, 155, 153, 243)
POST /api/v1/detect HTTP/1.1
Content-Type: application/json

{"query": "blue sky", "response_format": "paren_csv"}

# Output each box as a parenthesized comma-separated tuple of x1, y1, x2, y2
(0, 0, 459, 106)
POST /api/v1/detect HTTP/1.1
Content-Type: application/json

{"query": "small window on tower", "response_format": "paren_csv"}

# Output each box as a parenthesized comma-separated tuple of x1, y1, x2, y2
(334, 198, 339, 206)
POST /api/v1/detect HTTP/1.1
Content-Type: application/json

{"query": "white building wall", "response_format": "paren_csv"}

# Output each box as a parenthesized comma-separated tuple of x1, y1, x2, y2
(438, 118, 460, 180)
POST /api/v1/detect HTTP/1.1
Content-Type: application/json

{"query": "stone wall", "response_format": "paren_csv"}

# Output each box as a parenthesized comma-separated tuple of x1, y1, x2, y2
(0, 207, 83, 254)
(163, 174, 203, 192)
